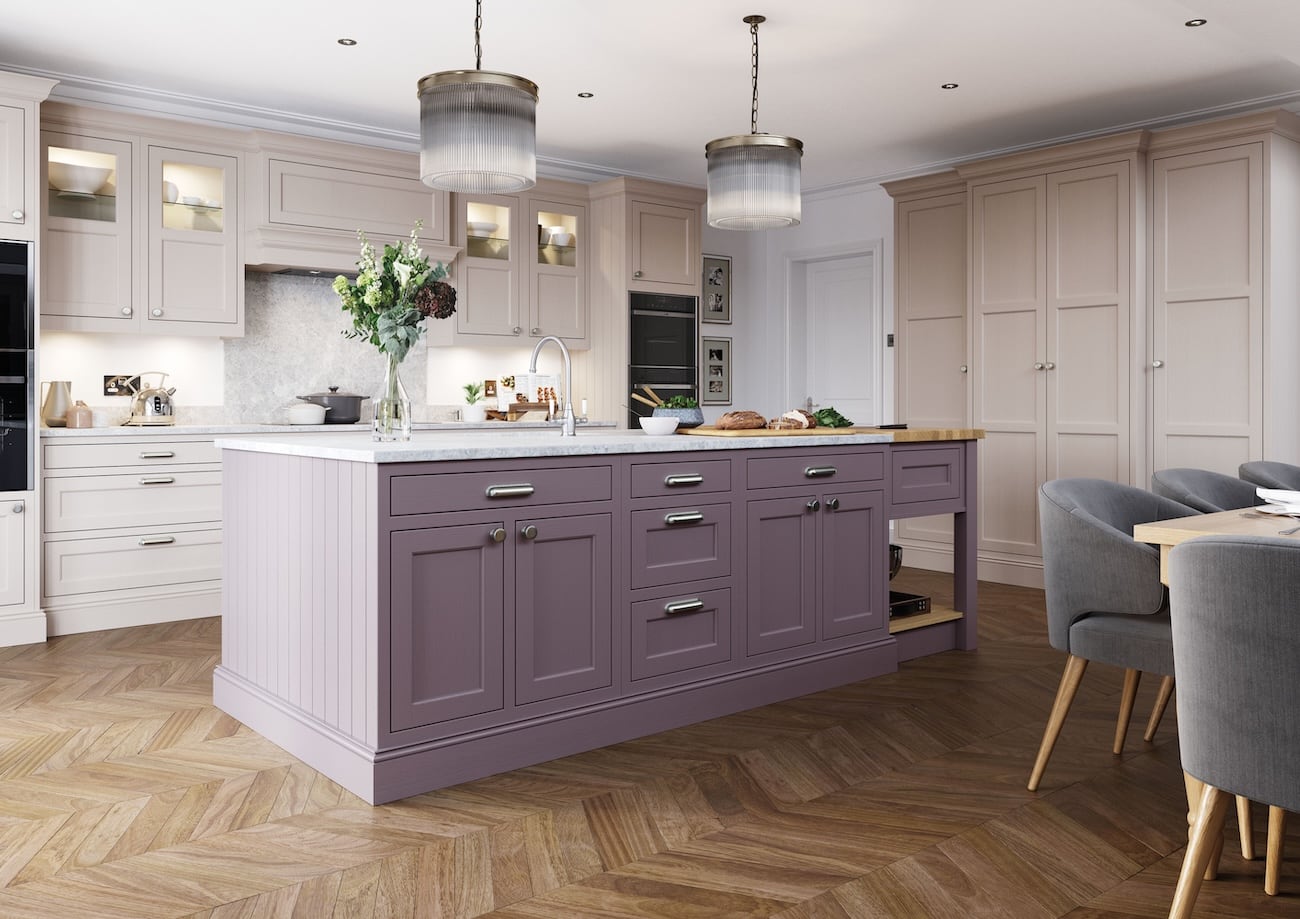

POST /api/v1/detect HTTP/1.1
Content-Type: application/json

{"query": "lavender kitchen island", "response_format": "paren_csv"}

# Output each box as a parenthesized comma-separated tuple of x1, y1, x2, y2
(214, 428, 980, 803)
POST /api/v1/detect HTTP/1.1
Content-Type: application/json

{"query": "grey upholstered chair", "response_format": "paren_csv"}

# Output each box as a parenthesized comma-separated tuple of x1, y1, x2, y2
(1151, 467, 1262, 513)
(1238, 460, 1300, 491)
(1029, 478, 1197, 792)
(1167, 535, 1300, 917)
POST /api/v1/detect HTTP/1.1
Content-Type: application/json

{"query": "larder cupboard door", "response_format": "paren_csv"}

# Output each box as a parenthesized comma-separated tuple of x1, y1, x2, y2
(389, 524, 505, 731)
(0, 105, 28, 238)
(1046, 162, 1129, 484)
(971, 176, 1047, 560)
(1151, 144, 1263, 474)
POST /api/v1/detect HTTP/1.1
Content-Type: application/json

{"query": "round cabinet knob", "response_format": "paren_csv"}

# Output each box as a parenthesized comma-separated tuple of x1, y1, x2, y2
(11, 502, 23, 514)
(488, 527, 507, 543)
(959, 364, 968, 373)
(1044, 361, 1056, 370)
(151, 308, 163, 317)
(806, 499, 821, 512)
(826, 497, 840, 511)
(1152, 359, 1165, 368)
(121, 307, 132, 316)
(520, 524, 538, 540)
(10, 209, 22, 221)
(633, 269, 643, 278)
(1033, 362, 1045, 371)
(512, 326, 522, 335)
(531, 327, 540, 335)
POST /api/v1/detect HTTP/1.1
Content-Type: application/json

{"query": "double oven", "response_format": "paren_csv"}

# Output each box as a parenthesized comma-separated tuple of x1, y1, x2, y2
(0, 240, 34, 493)
(628, 291, 697, 427)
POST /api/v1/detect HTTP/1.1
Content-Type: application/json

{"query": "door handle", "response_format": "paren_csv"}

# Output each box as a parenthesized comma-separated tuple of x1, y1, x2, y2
(804, 466, 837, 478)
(663, 599, 705, 615)
(664, 473, 704, 487)
(486, 483, 535, 498)
(664, 511, 704, 525)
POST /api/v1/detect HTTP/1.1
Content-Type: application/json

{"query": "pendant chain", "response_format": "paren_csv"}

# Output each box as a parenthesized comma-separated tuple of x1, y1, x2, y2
(474, 0, 483, 70)
(750, 18, 760, 135)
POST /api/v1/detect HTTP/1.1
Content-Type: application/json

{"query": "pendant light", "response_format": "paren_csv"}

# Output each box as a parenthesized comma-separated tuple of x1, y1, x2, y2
(705, 14, 803, 230)
(417, 0, 538, 193)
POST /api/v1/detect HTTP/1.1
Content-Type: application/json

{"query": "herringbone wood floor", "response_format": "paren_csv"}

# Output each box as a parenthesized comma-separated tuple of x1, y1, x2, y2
(0, 571, 1296, 918)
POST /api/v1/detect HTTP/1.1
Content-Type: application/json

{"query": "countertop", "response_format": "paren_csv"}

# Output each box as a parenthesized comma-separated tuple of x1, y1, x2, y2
(211, 428, 986, 464)
(40, 420, 617, 437)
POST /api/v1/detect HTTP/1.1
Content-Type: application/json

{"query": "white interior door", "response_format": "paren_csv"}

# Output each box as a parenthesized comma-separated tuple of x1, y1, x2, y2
(799, 253, 879, 424)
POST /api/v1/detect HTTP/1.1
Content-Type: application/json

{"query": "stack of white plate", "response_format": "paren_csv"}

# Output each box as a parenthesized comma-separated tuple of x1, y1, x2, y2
(1255, 487, 1300, 515)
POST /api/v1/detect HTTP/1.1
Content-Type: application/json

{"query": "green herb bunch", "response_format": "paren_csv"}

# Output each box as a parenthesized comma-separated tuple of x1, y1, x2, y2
(662, 395, 699, 409)
(333, 220, 456, 363)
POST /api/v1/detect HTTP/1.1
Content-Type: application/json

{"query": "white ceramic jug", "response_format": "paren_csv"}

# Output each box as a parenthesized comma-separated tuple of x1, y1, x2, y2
(40, 380, 72, 428)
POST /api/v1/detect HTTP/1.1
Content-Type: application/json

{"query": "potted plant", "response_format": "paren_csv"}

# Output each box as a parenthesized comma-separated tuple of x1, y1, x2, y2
(652, 394, 704, 428)
(462, 381, 487, 423)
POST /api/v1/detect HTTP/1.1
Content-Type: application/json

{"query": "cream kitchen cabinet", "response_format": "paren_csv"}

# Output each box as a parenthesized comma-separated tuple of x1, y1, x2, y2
(39, 103, 244, 337)
(630, 199, 699, 291)
(0, 499, 28, 609)
(244, 133, 451, 275)
(41, 435, 223, 636)
(0, 72, 56, 242)
(1146, 111, 1300, 473)
(432, 178, 589, 349)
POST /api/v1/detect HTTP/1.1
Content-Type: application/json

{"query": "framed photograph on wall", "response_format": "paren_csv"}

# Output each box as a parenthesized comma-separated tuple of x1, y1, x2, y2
(702, 254, 732, 323)
(702, 336, 732, 405)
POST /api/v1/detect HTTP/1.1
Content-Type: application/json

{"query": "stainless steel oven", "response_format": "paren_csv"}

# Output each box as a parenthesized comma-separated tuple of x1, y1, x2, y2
(0, 240, 34, 493)
(629, 292, 697, 427)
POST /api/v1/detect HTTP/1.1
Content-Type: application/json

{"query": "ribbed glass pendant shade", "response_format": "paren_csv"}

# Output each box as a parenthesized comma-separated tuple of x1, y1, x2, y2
(417, 70, 538, 194)
(706, 134, 803, 230)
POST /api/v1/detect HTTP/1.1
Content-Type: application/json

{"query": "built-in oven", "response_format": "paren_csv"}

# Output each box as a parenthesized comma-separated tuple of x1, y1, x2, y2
(629, 292, 697, 427)
(0, 240, 34, 493)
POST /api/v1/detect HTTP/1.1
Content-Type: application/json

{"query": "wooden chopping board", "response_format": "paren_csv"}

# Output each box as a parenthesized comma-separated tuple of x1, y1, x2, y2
(678, 426, 879, 437)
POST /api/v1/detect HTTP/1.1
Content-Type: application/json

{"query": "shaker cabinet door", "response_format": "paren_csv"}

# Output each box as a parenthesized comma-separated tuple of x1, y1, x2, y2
(745, 495, 817, 655)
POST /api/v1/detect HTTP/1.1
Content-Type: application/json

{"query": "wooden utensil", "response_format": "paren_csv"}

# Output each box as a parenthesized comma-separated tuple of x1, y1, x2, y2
(630, 392, 658, 408)
(642, 386, 665, 405)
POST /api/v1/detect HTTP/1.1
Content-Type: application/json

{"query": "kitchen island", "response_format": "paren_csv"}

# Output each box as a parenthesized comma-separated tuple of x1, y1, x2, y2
(214, 428, 980, 803)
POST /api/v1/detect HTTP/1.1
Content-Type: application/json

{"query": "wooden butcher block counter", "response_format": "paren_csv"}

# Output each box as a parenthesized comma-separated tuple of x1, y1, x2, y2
(681, 426, 985, 442)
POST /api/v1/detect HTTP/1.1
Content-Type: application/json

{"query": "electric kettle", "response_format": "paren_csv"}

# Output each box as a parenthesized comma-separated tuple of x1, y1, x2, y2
(126, 372, 177, 425)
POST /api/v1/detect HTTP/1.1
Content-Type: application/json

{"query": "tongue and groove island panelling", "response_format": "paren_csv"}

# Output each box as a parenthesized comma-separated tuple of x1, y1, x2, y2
(213, 429, 980, 803)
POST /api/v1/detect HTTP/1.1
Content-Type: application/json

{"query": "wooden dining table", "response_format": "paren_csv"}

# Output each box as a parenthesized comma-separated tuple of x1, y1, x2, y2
(1134, 506, 1300, 585)
(1133, 505, 1300, 899)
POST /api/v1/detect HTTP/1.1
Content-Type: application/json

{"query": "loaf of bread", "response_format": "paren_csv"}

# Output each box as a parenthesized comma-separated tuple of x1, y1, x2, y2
(717, 410, 767, 430)
(768, 409, 818, 430)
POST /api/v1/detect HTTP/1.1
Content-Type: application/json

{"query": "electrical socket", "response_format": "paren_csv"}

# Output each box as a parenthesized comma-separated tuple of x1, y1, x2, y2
(103, 374, 135, 397)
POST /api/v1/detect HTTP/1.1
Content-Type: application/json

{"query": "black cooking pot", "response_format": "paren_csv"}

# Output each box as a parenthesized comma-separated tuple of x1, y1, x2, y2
(298, 386, 364, 424)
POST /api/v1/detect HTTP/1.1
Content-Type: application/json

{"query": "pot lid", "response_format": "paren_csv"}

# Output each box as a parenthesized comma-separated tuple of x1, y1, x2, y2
(299, 386, 364, 400)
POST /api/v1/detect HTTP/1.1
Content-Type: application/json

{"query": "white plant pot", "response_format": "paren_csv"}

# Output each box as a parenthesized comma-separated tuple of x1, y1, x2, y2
(462, 402, 488, 423)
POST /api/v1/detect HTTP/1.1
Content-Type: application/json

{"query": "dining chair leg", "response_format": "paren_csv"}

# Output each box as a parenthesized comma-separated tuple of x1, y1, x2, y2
(1237, 796, 1255, 860)
(1143, 674, 1175, 742)
(1169, 781, 1232, 919)
(1114, 668, 1141, 754)
(1265, 806, 1286, 896)
(1028, 654, 1088, 792)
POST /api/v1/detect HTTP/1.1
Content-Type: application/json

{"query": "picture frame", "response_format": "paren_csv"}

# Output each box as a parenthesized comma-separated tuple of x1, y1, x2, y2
(702, 254, 732, 324)
(701, 336, 732, 405)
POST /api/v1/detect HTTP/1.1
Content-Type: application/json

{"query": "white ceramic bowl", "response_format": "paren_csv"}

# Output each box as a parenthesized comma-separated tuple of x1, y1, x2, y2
(48, 162, 111, 196)
(638, 415, 679, 436)
(467, 221, 499, 237)
(287, 402, 329, 424)
(181, 195, 203, 206)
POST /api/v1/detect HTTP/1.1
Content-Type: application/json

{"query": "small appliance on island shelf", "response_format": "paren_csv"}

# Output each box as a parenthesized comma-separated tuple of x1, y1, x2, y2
(124, 372, 177, 426)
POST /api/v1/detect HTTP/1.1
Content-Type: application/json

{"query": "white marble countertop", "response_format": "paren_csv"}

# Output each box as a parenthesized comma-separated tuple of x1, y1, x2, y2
(40, 420, 616, 438)
(213, 428, 894, 463)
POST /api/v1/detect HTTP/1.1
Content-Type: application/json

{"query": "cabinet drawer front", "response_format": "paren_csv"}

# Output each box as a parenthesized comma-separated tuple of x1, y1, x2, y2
(45, 470, 222, 533)
(630, 503, 731, 588)
(746, 450, 885, 491)
(44, 440, 221, 470)
(629, 458, 731, 498)
(389, 465, 612, 516)
(269, 158, 434, 238)
(630, 587, 732, 682)
(43, 529, 222, 597)
(890, 446, 963, 507)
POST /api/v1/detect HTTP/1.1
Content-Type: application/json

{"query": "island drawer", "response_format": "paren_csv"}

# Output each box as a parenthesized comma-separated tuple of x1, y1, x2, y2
(43, 528, 223, 597)
(44, 471, 223, 533)
(630, 587, 733, 683)
(388, 464, 613, 516)
(890, 445, 964, 508)
(44, 439, 222, 470)
(746, 449, 885, 491)
(629, 457, 732, 499)
(630, 502, 731, 588)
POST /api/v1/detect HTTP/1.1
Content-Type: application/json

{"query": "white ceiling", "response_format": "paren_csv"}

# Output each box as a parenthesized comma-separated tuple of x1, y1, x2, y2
(4, 0, 1300, 191)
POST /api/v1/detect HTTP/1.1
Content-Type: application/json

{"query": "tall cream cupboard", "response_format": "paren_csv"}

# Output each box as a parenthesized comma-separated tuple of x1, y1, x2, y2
(888, 109, 1300, 585)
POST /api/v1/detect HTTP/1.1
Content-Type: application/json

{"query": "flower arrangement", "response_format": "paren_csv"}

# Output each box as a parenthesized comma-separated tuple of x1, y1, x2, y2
(333, 220, 456, 363)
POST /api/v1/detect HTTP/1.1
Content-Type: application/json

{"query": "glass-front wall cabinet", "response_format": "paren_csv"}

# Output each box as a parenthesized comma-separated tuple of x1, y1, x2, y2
(537, 208, 577, 269)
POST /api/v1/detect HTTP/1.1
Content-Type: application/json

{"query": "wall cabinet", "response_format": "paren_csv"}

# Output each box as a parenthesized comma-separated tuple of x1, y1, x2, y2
(630, 199, 699, 291)
(0, 73, 55, 241)
(431, 178, 588, 349)
(39, 104, 244, 337)
(40, 435, 223, 636)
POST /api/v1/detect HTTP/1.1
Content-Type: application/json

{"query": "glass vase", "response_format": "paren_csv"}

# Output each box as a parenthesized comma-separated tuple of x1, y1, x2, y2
(373, 352, 412, 442)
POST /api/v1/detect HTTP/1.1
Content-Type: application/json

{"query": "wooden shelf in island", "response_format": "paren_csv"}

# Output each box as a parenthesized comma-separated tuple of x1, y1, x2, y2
(889, 603, 964, 634)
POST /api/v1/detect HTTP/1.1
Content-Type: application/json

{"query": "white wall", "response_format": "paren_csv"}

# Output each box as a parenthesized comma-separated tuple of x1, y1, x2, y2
(703, 181, 896, 424)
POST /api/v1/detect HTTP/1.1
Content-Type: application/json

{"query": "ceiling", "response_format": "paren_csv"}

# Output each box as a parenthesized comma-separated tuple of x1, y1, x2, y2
(4, 0, 1300, 191)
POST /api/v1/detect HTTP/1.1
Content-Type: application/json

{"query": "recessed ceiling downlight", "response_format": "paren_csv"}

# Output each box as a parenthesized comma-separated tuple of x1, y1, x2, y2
(337, 38, 357, 46)
(1184, 18, 1207, 27)
(577, 92, 594, 99)
(941, 83, 959, 90)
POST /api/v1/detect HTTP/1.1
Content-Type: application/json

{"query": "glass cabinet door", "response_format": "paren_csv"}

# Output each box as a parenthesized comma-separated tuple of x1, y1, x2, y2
(528, 199, 585, 343)
(41, 132, 134, 326)
(457, 195, 521, 337)
(464, 200, 511, 261)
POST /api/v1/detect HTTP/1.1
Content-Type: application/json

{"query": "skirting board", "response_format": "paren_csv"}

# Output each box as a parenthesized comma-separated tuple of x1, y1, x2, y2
(44, 587, 221, 637)
(215, 638, 900, 805)
(0, 610, 48, 648)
